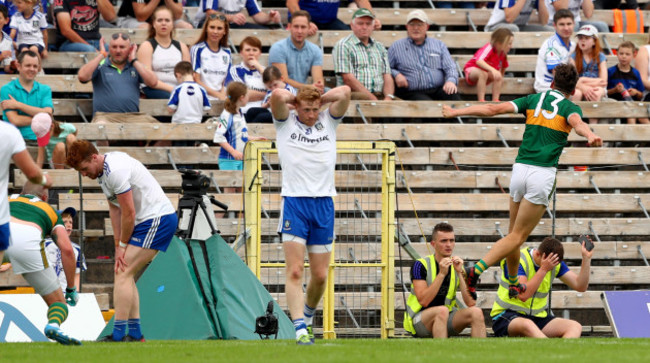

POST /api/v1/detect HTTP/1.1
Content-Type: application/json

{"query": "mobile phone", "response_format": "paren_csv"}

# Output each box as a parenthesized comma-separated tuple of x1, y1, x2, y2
(578, 235, 594, 252)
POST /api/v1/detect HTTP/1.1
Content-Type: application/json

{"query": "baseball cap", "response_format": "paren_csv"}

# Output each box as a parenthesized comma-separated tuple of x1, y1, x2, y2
(58, 206, 77, 218)
(352, 8, 375, 20)
(576, 24, 598, 39)
(31, 112, 52, 147)
(407, 9, 429, 24)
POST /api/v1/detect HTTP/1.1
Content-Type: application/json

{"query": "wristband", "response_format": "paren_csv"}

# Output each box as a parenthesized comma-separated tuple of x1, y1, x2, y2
(39, 174, 47, 186)
(65, 287, 76, 293)
(118, 241, 128, 248)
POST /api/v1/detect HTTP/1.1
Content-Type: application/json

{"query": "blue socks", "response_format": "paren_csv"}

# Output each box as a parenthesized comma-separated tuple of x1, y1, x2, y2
(128, 318, 142, 339)
(113, 320, 128, 341)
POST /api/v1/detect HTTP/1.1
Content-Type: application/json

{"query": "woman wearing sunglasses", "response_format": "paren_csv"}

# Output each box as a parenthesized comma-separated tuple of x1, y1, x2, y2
(137, 6, 190, 99)
(190, 12, 231, 101)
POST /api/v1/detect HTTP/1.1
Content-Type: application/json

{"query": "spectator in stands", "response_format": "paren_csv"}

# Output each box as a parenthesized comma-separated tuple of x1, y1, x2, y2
(544, 0, 609, 33)
(167, 61, 211, 126)
(194, 0, 281, 29)
(269, 11, 324, 93)
(388, 10, 459, 101)
(116, 0, 192, 29)
(245, 65, 298, 124)
(53, 0, 116, 52)
(403, 223, 486, 339)
(0, 0, 15, 35)
(66, 140, 178, 343)
(44, 207, 87, 291)
(287, 0, 381, 35)
(464, 28, 514, 102)
(594, 0, 638, 9)
(333, 8, 394, 101)
(10, 0, 48, 59)
(32, 114, 78, 169)
(534, 9, 576, 93)
(607, 42, 648, 123)
(569, 25, 607, 109)
(6, 181, 81, 345)
(485, 0, 553, 32)
(191, 13, 231, 101)
(491, 237, 593, 338)
(1, 51, 53, 153)
(634, 35, 650, 102)
(228, 36, 267, 116)
(213, 82, 265, 171)
(0, 5, 14, 73)
(137, 6, 190, 100)
(77, 33, 159, 124)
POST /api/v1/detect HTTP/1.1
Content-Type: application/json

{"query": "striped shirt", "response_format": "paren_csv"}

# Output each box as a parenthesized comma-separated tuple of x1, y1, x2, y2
(388, 37, 458, 91)
(333, 34, 391, 93)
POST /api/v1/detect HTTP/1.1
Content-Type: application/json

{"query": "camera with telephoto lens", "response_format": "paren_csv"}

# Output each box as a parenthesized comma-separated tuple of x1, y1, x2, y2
(255, 301, 279, 339)
(180, 169, 210, 197)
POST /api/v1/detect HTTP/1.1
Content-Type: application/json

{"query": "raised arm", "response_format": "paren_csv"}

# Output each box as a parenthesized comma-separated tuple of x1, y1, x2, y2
(442, 102, 515, 118)
(516, 253, 560, 302)
(77, 53, 104, 82)
(567, 113, 603, 146)
(559, 240, 593, 292)
(321, 85, 351, 118)
(270, 88, 295, 121)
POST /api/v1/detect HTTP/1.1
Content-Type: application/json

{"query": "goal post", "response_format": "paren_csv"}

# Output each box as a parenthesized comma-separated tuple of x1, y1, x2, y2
(243, 140, 396, 339)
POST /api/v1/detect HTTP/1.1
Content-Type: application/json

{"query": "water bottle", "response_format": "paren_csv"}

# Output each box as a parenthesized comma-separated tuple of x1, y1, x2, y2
(619, 83, 634, 101)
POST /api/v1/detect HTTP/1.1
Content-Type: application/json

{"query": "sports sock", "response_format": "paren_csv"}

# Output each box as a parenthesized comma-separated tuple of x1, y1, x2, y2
(507, 275, 519, 286)
(113, 320, 128, 341)
(128, 318, 142, 339)
(474, 259, 488, 276)
(293, 318, 307, 339)
(47, 302, 68, 326)
(303, 304, 316, 326)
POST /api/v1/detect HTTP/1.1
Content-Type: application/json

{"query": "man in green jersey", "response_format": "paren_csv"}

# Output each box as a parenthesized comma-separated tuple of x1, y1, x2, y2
(442, 64, 602, 299)
(5, 181, 81, 345)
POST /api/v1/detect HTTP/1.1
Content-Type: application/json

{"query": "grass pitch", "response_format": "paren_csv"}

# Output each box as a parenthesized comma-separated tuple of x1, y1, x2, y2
(2, 338, 650, 363)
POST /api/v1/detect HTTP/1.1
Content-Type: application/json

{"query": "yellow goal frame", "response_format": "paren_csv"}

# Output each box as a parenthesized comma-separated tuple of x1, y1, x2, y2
(243, 140, 396, 339)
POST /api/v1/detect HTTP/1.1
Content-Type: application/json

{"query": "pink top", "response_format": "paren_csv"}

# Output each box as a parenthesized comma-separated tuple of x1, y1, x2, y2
(464, 43, 509, 72)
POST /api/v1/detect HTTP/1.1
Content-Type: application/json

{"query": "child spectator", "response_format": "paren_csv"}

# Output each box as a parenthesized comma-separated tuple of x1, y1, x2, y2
(463, 28, 513, 102)
(570, 25, 607, 109)
(168, 61, 212, 125)
(246, 65, 298, 124)
(10, 0, 48, 59)
(47, 119, 77, 169)
(0, 4, 14, 73)
(607, 41, 649, 124)
(213, 82, 265, 171)
(45, 207, 86, 291)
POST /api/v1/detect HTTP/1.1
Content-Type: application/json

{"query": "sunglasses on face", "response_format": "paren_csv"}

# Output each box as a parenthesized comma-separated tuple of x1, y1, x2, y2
(208, 13, 227, 22)
(111, 33, 130, 41)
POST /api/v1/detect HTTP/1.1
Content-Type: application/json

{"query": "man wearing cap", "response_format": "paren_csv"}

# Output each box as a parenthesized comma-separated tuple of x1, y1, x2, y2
(0, 50, 53, 146)
(534, 9, 576, 93)
(485, 0, 553, 32)
(388, 10, 460, 101)
(333, 8, 394, 102)
(286, 0, 381, 36)
(268, 10, 325, 92)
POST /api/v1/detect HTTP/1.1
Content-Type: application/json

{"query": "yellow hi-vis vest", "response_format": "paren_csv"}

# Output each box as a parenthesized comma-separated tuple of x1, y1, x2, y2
(490, 247, 561, 318)
(403, 254, 459, 335)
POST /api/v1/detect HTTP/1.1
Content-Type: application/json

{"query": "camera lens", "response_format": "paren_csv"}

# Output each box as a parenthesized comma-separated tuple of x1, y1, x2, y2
(257, 317, 268, 327)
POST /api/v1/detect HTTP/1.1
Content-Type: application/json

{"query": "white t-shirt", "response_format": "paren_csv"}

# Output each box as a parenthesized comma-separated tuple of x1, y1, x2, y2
(10, 11, 48, 47)
(274, 110, 342, 197)
(167, 81, 212, 124)
(0, 122, 26, 224)
(487, 0, 538, 28)
(150, 39, 183, 88)
(546, 0, 583, 25)
(0, 31, 14, 67)
(534, 33, 575, 93)
(98, 152, 175, 225)
(44, 240, 86, 291)
(190, 42, 232, 100)
(228, 62, 266, 113)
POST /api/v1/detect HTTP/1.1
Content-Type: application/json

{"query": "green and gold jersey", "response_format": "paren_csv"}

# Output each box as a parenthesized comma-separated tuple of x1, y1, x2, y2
(511, 90, 583, 167)
(9, 194, 63, 238)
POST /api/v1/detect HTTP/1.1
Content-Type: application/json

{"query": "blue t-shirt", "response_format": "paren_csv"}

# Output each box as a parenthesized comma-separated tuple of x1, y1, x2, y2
(89, 58, 142, 114)
(268, 37, 323, 85)
(296, 0, 339, 24)
(0, 79, 53, 140)
(607, 65, 645, 101)
(572, 52, 606, 78)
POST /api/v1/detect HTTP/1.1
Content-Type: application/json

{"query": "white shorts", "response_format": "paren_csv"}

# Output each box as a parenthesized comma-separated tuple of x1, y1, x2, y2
(509, 163, 557, 206)
(6, 222, 50, 274)
(282, 233, 332, 254)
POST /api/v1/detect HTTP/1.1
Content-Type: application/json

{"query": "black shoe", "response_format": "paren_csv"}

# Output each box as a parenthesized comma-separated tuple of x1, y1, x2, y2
(98, 334, 126, 342)
(508, 283, 527, 299)
(123, 335, 146, 342)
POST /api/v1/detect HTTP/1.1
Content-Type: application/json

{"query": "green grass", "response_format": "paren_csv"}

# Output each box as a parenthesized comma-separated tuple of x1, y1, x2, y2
(2, 339, 650, 363)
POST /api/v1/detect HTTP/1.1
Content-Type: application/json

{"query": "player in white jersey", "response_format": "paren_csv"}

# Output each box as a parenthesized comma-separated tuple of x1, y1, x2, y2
(0, 121, 51, 273)
(66, 140, 178, 342)
(270, 85, 351, 345)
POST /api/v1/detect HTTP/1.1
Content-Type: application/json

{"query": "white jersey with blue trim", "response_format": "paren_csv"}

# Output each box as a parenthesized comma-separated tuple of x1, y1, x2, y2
(10, 11, 47, 46)
(190, 42, 232, 100)
(534, 33, 575, 93)
(98, 152, 175, 225)
(274, 110, 341, 197)
(44, 240, 86, 291)
(167, 81, 212, 124)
